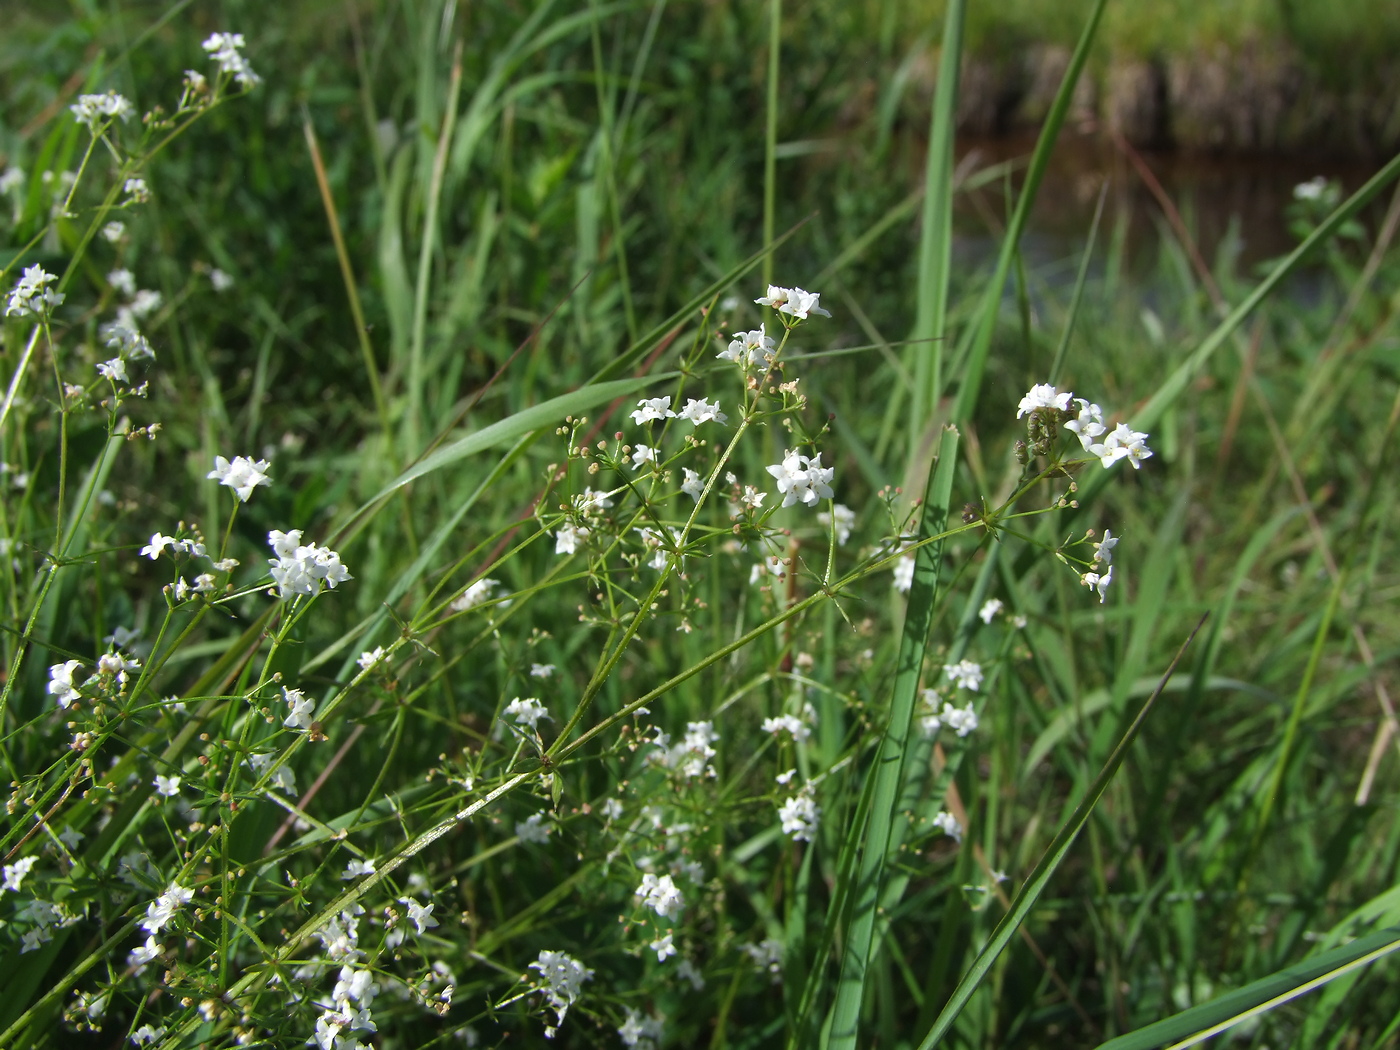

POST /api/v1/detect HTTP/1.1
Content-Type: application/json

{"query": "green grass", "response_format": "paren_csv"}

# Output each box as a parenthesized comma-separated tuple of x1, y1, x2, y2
(0, 2, 1398, 1048)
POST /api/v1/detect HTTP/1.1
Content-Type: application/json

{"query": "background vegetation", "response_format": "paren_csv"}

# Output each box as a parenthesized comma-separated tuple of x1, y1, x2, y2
(0, 1, 1398, 1047)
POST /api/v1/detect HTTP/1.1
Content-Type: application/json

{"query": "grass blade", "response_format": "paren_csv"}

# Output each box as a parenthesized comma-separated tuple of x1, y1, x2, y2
(1092, 925, 1400, 1050)
(827, 425, 961, 1049)
(914, 614, 1208, 1050)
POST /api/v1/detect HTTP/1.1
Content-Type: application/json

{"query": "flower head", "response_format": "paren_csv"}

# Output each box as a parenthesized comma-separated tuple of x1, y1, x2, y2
(765, 449, 834, 508)
(755, 285, 830, 320)
(678, 397, 728, 426)
(505, 696, 551, 728)
(1091, 423, 1153, 470)
(1017, 384, 1071, 419)
(70, 91, 134, 129)
(778, 793, 820, 841)
(631, 397, 676, 425)
(267, 530, 351, 595)
(943, 660, 984, 691)
(48, 661, 83, 708)
(635, 872, 685, 919)
(202, 32, 261, 88)
(208, 455, 271, 502)
(5, 265, 64, 318)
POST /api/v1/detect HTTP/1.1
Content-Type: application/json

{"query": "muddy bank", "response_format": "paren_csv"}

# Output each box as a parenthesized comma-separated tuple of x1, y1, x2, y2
(906, 42, 1400, 158)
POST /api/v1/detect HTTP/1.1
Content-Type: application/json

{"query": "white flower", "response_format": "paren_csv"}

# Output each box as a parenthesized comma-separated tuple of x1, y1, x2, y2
(630, 444, 656, 468)
(680, 467, 704, 501)
(718, 324, 776, 369)
(932, 810, 963, 842)
(1092, 529, 1119, 565)
(207, 455, 271, 502)
(776, 768, 797, 786)
(778, 794, 820, 841)
(530, 950, 593, 1033)
(505, 696, 551, 728)
(1016, 383, 1071, 418)
(140, 882, 193, 934)
(762, 714, 811, 742)
(2, 856, 37, 893)
(400, 897, 439, 934)
(573, 487, 613, 515)
(978, 598, 1004, 624)
(282, 686, 315, 729)
(892, 553, 915, 594)
(267, 530, 352, 595)
(619, 1007, 667, 1048)
(819, 503, 855, 545)
(1081, 565, 1113, 603)
(516, 813, 552, 844)
(209, 269, 234, 291)
(631, 396, 676, 425)
(601, 797, 624, 821)
(1011, 613, 1028, 629)
(529, 663, 555, 679)
(554, 523, 589, 555)
(678, 397, 728, 426)
(635, 873, 685, 919)
(140, 532, 178, 559)
(154, 774, 181, 797)
(70, 91, 134, 129)
(5, 265, 64, 318)
(1294, 176, 1328, 201)
(97, 358, 129, 384)
(0, 167, 23, 195)
(452, 577, 499, 611)
(942, 702, 979, 737)
(48, 660, 82, 707)
(202, 32, 261, 88)
(755, 285, 830, 319)
(649, 932, 677, 962)
(123, 177, 150, 203)
(1091, 422, 1153, 470)
(357, 646, 385, 670)
(128, 288, 163, 318)
(944, 660, 983, 691)
(1064, 398, 1107, 449)
(676, 959, 705, 991)
(765, 449, 834, 508)
(341, 858, 375, 880)
(108, 269, 136, 297)
(102, 221, 125, 242)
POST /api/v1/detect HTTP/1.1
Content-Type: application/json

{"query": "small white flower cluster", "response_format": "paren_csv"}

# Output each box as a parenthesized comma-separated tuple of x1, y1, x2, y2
(1019, 383, 1153, 470)
(979, 598, 1004, 624)
(648, 721, 719, 779)
(268, 529, 352, 596)
(451, 576, 500, 611)
(742, 937, 785, 978)
(208, 454, 271, 502)
(766, 449, 834, 508)
(139, 881, 193, 935)
(505, 696, 550, 728)
(16, 897, 81, 953)
(530, 949, 594, 1037)
(635, 873, 685, 919)
(1, 856, 38, 895)
(516, 813, 552, 844)
(202, 32, 261, 89)
(281, 686, 315, 730)
(618, 1007, 666, 1049)
(943, 660, 983, 691)
(70, 91, 134, 130)
(778, 790, 820, 842)
(932, 809, 963, 842)
(5, 265, 64, 318)
(918, 689, 978, 738)
(717, 323, 776, 370)
(755, 284, 830, 321)
(1081, 527, 1119, 603)
(762, 703, 817, 743)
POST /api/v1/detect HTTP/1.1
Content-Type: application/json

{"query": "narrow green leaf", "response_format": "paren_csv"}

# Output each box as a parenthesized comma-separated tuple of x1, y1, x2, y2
(828, 425, 961, 1049)
(1092, 925, 1400, 1050)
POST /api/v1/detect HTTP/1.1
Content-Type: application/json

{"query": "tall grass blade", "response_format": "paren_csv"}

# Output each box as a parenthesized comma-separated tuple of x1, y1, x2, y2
(914, 615, 1207, 1050)
(1091, 925, 1400, 1050)
(908, 0, 963, 473)
(827, 425, 960, 1049)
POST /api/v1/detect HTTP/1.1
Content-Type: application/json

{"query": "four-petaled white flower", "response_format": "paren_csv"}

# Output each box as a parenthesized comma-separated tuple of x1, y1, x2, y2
(678, 398, 728, 426)
(140, 882, 193, 934)
(529, 663, 555, 679)
(765, 449, 834, 508)
(48, 660, 82, 707)
(755, 285, 830, 320)
(649, 932, 677, 962)
(1091, 423, 1153, 470)
(153, 774, 181, 797)
(932, 810, 963, 842)
(636, 872, 685, 919)
(400, 897, 439, 934)
(630, 444, 656, 468)
(1092, 529, 1119, 565)
(141, 532, 178, 560)
(357, 647, 385, 670)
(452, 577, 499, 611)
(341, 858, 375, 880)
(282, 686, 315, 729)
(207, 455, 271, 502)
(979, 599, 1004, 624)
(1065, 397, 1106, 448)
(1081, 565, 1113, 603)
(1017, 384, 1072, 418)
(554, 523, 589, 555)
(718, 324, 777, 369)
(681, 467, 704, 501)
(516, 813, 552, 844)
(631, 397, 676, 425)
(96, 358, 128, 384)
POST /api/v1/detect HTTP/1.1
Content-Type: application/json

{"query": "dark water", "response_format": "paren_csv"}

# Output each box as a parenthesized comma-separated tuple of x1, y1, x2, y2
(953, 129, 1385, 279)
